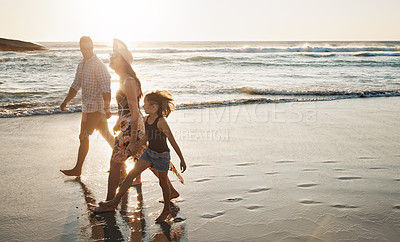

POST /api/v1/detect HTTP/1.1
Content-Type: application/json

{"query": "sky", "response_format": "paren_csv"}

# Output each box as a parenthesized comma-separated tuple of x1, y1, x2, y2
(1, 0, 400, 42)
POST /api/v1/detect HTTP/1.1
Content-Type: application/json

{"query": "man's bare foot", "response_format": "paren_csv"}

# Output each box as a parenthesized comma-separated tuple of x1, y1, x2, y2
(60, 169, 81, 176)
(92, 205, 116, 213)
(155, 209, 172, 222)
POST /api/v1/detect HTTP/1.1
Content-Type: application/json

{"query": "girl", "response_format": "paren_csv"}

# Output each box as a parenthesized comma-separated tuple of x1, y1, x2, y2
(95, 90, 187, 222)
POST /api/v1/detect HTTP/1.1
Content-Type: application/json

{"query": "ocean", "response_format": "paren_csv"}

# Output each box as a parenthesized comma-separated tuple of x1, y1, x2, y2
(1, 41, 399, 118)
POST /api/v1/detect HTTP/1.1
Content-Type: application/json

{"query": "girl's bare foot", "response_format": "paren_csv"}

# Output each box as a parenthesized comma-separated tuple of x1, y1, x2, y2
(60, 169, 81, 176)
(155, 209, 171, 222)
(171, 190, 180, 200)
(131, 176, 142, 186)
(92, 205, 116, 213)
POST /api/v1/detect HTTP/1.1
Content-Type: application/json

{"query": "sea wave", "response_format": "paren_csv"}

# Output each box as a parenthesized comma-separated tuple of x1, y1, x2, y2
(0, 57, 29, 62)
(133, 46, 400, 54)
(236, 87, 400, 97)
(2, 91, 400, 118)
(0, 91, 50, 100)
(301, 54, 336, 58)
(353, 53, 400, 57)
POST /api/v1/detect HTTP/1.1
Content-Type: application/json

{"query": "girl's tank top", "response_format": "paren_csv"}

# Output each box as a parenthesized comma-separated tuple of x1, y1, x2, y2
(145, 116, 169, 153)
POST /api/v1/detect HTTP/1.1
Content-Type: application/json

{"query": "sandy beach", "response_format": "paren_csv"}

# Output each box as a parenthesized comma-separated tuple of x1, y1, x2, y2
(1, 97, 400, 241)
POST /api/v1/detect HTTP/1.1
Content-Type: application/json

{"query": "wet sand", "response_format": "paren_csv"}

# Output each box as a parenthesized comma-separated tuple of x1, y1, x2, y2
(1, 97, 400, 241)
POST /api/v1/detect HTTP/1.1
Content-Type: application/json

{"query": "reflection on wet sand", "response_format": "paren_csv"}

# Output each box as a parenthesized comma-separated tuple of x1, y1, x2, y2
(73, 178, 187, 241)
(151, 201, 187, 242)
(74, 177, 124, 241)
(120, 184, 146, 242)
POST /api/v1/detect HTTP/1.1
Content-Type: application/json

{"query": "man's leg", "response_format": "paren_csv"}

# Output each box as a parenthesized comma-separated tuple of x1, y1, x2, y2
(61, 113, 97, 176)
(97, 113, 115, 148)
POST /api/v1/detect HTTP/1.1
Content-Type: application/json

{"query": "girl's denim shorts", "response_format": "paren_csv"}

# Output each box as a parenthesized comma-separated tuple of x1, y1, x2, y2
(140, 148, 170, 172)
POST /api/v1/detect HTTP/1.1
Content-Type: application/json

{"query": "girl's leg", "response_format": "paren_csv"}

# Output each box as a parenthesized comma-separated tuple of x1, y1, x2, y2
(100, 159, 151, 208)
(155, 171, 171, 222)
(120, 161, 142, 185)
(150, 168, 179, 199)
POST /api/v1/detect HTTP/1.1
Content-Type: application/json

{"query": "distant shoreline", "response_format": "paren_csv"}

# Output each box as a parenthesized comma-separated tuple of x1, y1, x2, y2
(0, 37, 47, 51)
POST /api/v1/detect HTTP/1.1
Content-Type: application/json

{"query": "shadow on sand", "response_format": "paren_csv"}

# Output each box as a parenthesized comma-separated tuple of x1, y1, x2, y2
(70, 177, 187, 241)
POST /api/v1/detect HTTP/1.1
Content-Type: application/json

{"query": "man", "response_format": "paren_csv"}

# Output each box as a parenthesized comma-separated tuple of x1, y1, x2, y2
(60, 36, 114, 176)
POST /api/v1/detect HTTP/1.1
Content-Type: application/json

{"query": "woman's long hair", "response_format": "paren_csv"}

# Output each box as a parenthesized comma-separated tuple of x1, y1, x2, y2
(124, 59, 143, 101)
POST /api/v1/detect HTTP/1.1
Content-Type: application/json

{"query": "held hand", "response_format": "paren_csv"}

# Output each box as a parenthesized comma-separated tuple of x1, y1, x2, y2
(180, 159, 187, 173)
(105, 110, 112, 119)
(127, 141, 138, 156)
(113, 123, 120, 135)
(60, 102, 67, 111)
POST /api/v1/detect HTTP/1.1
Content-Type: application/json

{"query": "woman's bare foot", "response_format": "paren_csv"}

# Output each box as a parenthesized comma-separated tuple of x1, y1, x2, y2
(155, 209, 172, 222)
(60, 169, 81, 176)
(92, 205, 116, 213)
(98, 199, 118, 208)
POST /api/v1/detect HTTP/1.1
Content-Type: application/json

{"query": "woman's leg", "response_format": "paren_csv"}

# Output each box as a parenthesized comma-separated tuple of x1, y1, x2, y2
(106, 161, 123, 201)
(155, 171, 171, 222)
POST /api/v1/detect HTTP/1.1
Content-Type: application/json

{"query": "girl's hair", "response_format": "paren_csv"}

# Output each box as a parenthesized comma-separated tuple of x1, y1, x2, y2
(145, 90, 175, 117)
(123, 59, 143, 101)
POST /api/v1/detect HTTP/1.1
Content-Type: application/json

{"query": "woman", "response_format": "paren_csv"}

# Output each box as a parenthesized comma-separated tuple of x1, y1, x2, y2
(100, 39, 179, 204)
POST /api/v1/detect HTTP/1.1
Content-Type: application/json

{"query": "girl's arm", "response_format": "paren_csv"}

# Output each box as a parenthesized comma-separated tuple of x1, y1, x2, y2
(158, 117, 187, 173)
(137, 134, 148, 148)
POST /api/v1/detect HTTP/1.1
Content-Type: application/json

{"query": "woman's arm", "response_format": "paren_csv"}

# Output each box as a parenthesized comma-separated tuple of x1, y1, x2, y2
(158, 117, 187, 173)
(123, 77, 139, 141)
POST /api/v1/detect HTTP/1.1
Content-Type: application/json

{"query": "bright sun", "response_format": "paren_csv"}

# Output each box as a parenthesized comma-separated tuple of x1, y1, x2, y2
(83, 0, 164, 41)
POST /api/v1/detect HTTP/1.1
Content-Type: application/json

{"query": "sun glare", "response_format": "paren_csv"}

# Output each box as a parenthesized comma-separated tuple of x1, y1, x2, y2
(83, 0, 163, 41)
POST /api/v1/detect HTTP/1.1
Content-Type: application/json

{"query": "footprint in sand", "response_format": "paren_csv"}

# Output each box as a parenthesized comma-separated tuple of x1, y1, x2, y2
(302, 168, 318, 172)
(300, 199, 322, 205)
(235, 162, 256, 167)
(201, 211, 225, 219)
(227, 174, 245, 178)
(245, 205, 264, 210)
(392, 205, 400, 210)
(358, 156, 377, 160)
(265, 171, 280, 175)
(222, 197, 243, 203)
(337, 176, 362, 181)
(331, 204, 359, 209)
(191, 164, 211, 168)
(297, 183, 319, 188)
(275, 160, 296, 164)
(368, 167, 386, 170)
(193, 178, 211, 183)
(248, 187, 271, 193)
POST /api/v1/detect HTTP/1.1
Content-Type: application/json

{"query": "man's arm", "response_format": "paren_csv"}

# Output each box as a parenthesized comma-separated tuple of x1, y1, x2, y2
(97, 61, 112, 118)
(61, 64, 81, 111)
(103, 92, 112, 118)
(60, 88, 78, 111)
